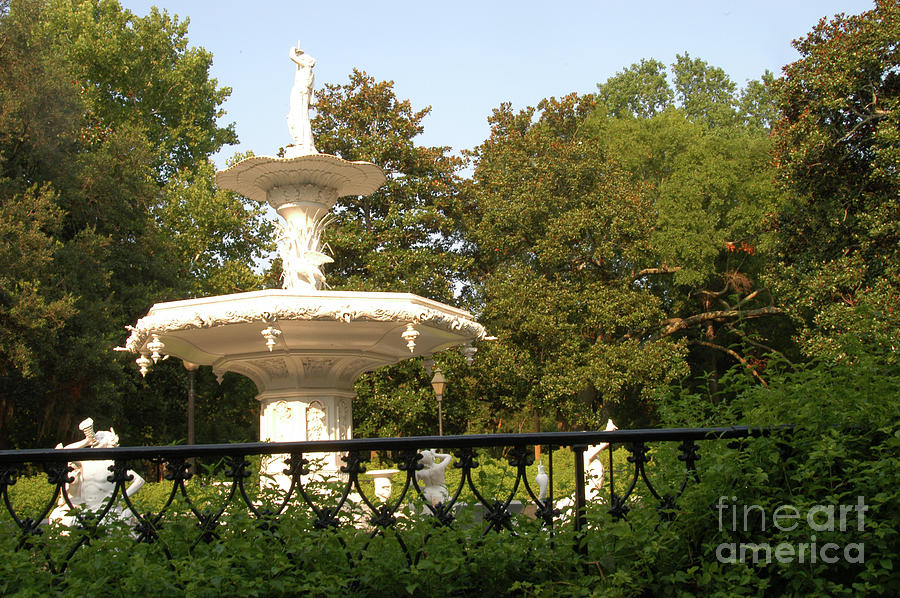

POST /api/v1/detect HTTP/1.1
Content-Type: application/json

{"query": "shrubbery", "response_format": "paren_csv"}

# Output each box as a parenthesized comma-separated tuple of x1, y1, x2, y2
(638, 346, 900, 596)
(2, 347, 897, 596)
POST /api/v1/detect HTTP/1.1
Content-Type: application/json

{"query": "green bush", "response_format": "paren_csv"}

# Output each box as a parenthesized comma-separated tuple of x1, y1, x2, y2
(2, 350, 896, 595)
(0, 473, 57, 523)
(632, 347, 900, 597)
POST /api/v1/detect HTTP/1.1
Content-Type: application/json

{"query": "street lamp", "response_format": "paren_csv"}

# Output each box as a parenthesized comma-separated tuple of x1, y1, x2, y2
(430, 367, 446, 436)
(183, 361, 199, 445)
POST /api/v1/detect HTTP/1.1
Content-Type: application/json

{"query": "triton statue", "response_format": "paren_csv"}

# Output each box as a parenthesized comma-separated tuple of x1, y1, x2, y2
(48, 418, 144, 528)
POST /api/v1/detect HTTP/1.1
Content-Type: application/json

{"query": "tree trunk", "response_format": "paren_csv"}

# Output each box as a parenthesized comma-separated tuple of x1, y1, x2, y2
(705, 320, 719, 398)
(0, 395, 12, 449)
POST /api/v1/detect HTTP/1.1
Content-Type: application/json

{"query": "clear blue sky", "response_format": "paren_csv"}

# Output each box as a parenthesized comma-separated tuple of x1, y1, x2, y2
(122, 1, 876, 169)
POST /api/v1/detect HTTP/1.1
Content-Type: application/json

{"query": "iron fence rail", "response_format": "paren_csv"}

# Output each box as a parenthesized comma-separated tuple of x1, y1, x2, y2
(0, 426, 777, 463)
(0, 425, 791, 574)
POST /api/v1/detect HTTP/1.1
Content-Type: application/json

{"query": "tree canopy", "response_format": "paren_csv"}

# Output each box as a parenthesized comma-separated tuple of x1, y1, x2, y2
(0, 0, 268, 447)
(767, 0, 900, 360)
(588, 56, 790, 393)
(461, 55, 789, 430)
(464, 94, 688, 429)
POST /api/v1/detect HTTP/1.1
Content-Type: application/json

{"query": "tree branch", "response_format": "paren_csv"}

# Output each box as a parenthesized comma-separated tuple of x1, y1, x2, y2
(634, 266, 681, 278)
(734, 289, 763, 308)
(694, 288, 729, 298)
(659, 306, 783, 338)
(691, 340, 768, 387)
(725, 325, 794, 367)
(838, 110, 889, 144)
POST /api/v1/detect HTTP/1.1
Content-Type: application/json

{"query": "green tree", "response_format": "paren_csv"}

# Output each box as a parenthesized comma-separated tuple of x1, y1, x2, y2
(310, 70, 469, 436)
(311, 69, 466, 301)
(588, 56, 789, 393)
(0, 0, 78, 391)
(0, 0, 261, 447)
(595, 58, 672, 119)
(465, 56, 789, 431)
(671, 53, 738, 127)
(155, 157, 274, 298)
(466, 95, 689, 429)
(36, 0, 235, 180)
(767, 0, 900, 360)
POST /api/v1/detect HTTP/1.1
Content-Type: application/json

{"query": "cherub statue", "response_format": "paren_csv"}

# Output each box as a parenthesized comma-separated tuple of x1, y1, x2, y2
(583, 418, 617, 500)
(48, 418, 144, 528)
(415, 449, 452, 505)
(286, 42, 317, 156)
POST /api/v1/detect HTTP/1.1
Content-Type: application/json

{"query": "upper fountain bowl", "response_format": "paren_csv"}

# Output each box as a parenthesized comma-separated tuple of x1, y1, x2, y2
(216, 153, 386, 209)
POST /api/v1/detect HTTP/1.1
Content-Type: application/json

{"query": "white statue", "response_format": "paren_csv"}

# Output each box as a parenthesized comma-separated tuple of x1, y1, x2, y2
(286, 42, 317, 157)
(583, 418, 617, 500)
(48, 418, 145, 528)
(415, 449, 452, 505)
(535, 463, 549, 501)
(365, 469, 400, 502)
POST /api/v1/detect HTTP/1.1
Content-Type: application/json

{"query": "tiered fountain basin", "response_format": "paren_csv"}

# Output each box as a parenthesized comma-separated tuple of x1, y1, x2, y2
(123, 288, 488, 482)
(124, 289, 487, 386)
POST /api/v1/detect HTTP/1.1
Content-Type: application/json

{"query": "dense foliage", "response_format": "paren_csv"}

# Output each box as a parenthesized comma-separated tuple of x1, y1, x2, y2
(464, 94, 688, 431)
(766, 0, 900, 361)
(0, 0, 270, 448)
(0, 1, 897, 593)
(648, 344, 899, 597)
(589, 57, 789, 390)
(463, 55, 789, 431)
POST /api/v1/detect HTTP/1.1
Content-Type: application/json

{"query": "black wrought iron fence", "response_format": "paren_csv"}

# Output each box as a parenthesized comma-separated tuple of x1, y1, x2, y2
(0, 426, 785, 574)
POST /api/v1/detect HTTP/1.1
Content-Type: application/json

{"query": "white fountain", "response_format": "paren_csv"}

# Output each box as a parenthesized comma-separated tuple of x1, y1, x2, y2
(121, 44, 490, 485)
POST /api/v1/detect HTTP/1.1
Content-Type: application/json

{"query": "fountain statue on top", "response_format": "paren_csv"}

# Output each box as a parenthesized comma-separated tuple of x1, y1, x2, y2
(276, 44, 333, 290)
(286, 43, 317, 157)
(212, 43, 388, 296)
(121, 43, 491, 487)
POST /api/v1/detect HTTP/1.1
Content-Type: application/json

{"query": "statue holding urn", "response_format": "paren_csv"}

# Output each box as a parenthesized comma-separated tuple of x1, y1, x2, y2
(48, 418, 144, 528)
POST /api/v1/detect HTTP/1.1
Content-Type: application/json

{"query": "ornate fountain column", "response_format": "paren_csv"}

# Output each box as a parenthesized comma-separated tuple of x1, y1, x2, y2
(222, 349, 363, 483)
(211, 44, 388, 486)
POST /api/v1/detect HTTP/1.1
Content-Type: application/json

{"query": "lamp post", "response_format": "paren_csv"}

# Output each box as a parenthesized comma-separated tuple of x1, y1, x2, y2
(430, 368, 446, 436)
(183, 361, 199, 445)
